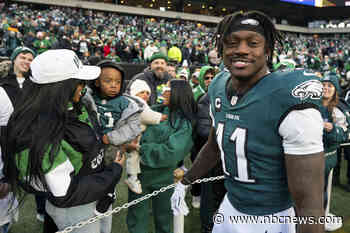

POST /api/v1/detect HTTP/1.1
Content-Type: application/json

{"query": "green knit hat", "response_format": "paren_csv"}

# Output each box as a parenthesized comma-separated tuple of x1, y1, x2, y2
(149, 52, 168, 63)
(322, 73, 341, 94)
(10, 46, 36, 61)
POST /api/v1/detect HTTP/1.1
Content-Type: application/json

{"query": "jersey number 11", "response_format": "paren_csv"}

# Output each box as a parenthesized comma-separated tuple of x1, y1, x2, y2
(216, 123, 255, 183)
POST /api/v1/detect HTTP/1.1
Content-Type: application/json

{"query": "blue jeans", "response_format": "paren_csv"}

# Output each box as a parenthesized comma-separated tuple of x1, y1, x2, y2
(46, 201, 112, 233)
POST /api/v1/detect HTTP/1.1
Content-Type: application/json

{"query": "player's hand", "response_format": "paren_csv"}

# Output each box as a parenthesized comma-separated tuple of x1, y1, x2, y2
(171, 182, 189, 216)
(113, 151, 126, 167)
(160, 114, 168, 122)
(0, 182, 10, 199)
(102, 134, 110, 144)
(324, 122, 333, 132)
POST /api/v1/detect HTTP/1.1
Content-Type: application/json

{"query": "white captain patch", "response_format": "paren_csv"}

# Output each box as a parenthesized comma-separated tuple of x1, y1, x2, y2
(215, 97, 222, 112)
(45, 159, 74, 197)
(292, 80, 323, 101)
(231, 96, 238, 106)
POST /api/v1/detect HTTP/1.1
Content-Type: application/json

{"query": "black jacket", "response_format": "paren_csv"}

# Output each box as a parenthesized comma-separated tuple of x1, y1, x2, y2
(0, 72, 31, 105)
(196, 93, 211, 139)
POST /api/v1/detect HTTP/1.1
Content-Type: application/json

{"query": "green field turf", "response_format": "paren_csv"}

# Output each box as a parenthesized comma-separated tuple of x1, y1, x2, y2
(8, 157, 350, 233)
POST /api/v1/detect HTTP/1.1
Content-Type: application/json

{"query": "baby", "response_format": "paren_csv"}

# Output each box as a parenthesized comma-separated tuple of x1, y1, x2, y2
(125, 79, 167, 194)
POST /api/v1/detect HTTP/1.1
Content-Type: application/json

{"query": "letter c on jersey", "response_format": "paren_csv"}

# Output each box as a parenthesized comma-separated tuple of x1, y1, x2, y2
(215, 97, 222, 112)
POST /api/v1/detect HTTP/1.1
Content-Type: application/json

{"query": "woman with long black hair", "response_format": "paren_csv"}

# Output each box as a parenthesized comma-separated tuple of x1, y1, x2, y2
(127, 79, 197, 233)
(3, 49, 124, 233)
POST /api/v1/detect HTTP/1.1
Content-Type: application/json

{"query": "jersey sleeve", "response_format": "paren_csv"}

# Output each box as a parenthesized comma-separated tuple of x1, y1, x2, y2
(276, 71, 324, 155)
(279, 108, 324, 155)
(275, 70, 323, 126)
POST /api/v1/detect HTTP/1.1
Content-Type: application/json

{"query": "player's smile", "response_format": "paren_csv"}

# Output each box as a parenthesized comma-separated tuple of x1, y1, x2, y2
(231, 58, 254, 69)
(223, 30, 268, 82)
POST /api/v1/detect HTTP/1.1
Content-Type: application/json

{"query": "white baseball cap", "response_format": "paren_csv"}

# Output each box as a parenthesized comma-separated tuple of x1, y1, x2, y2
(30, 49, 101, 84)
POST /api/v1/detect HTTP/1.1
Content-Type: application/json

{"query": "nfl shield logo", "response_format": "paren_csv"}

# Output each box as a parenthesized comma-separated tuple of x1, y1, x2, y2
(231, 96, 238, 106)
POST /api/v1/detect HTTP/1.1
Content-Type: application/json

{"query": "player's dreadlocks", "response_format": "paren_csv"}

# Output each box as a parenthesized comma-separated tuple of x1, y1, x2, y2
(215, 10, 284, 69)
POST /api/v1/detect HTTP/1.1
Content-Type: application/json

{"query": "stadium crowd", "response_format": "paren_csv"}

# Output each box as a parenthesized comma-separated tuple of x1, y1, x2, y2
(1, 2, 350, 233)
(1, 3, 350, 79)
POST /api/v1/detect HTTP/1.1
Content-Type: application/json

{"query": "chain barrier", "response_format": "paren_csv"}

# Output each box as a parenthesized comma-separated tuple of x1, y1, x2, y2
(56, 175, 225, 233)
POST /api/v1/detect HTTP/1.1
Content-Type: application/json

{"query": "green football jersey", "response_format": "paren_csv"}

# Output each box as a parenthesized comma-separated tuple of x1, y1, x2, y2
(208, 69, 323, 215)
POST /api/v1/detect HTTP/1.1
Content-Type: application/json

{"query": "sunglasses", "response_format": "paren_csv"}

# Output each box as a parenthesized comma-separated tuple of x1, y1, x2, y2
(204, 76, 214, 81)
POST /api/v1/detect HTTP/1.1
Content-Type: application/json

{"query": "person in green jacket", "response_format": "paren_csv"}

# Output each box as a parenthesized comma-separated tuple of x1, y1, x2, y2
(127, 79, 197, 233)
(33, 32, 51, 54)
(3, 50, 125, 233)
(192, 65, 215, 101)
(320, 74, 348, 232)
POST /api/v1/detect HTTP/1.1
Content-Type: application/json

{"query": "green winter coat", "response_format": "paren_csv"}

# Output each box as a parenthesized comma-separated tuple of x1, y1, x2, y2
(320, 105, 349, 188)
(139, 105, 193, 175)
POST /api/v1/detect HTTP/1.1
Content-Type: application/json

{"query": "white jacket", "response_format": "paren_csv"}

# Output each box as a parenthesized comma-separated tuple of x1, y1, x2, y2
(133, 96, 162, 132)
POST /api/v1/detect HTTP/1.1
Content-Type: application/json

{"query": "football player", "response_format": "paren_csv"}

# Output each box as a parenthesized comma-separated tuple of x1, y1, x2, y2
(171, 11, 325, 233)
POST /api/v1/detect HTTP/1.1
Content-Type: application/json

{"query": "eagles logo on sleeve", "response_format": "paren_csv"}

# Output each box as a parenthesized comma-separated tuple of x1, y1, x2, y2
(292, 80, 323, 101)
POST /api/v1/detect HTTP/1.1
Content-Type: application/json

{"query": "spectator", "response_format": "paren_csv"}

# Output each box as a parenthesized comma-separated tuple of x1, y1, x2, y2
(127, 53, 170, 105)
(207, 47, 221, 67)
(33, 32, 51, 54)
(168, 41, 182, 64)
(0, 75, 18, 233)
(0, 46, 35, 103)
(4, 30, 21, 57)
(79, 35, 89, 58)
(192, 66, 215, 101)
(189, 70, 200, 89)
(320, 74, 347, 232)
(182, 40, 193, 66)
(23, 31, 36, 51)
(143, 40, 159, 62)
(125, 79, 168, 194)
(167, 62, 177, 80)
(127, 79, 197, 233)
(80, 60, 144, 233)
(3, 49, 124, 233)
(159, 40, 168, 57)
(190, 43, 206, 66)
